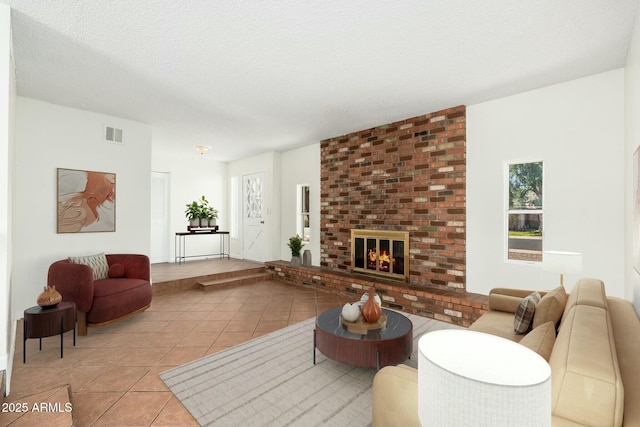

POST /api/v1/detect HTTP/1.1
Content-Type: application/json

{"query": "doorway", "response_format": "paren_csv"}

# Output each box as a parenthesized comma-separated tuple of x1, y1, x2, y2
(150, 171, 170, 263)
(242, 172, 267, 262)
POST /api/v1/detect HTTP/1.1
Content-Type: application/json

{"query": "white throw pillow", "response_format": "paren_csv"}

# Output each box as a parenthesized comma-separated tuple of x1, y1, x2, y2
(69, 253, 109, 281)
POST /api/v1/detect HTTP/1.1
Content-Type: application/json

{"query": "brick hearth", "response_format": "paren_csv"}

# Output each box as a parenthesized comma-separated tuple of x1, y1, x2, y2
(266, 261, 488, 327)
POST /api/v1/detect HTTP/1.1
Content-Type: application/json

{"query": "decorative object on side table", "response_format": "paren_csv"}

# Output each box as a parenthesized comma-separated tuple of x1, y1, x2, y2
(37, 285, 62, 308)
(362, 287, 383, 323)
(288, 234, 303, 267)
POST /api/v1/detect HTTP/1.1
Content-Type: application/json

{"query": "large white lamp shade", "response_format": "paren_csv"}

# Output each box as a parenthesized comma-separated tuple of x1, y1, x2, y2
(418, 329, 551, 427)
(543, 251, 582, 286)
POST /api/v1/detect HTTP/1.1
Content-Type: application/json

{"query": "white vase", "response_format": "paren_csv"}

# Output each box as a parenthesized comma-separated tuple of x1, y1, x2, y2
(341, 303, 361, 322)
(360, 292, 382, 307)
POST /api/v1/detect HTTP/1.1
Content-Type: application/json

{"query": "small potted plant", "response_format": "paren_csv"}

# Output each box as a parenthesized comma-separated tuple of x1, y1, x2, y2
(196, 195, 210, 228)
(288, 234, 304, 267)
(185, 201, 201, 228)
(206, 206, 219, 227)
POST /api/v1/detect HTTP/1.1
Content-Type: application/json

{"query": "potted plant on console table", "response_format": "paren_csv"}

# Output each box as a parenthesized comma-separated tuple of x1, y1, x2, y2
(205, 205, 219, 227)
(185, 201, 201, 229)
(288, 234, 303, 267)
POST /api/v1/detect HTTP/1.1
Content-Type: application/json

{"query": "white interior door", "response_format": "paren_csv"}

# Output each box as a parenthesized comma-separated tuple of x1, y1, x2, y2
(150, 171, 170, 263)
(242, 172, 267, 262)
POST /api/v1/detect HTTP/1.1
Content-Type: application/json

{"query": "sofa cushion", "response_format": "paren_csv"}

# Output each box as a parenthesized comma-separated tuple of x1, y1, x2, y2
(88, 278, 152, 324)
(549, 304, 623, 427)
(108, 263, 126, 278)
(519, 321, 555, 362)
(514, 291, 540, 334)
(69, 252, 109, 281)
(93, 278, 149, 297)
(563, 278, 607, 315)
(489, 288, 539, 313)
(607, 297, 640, 427)
(532, 286, 566, 329)
(372, 365, 420, 427)
(469, 310, 525, 342)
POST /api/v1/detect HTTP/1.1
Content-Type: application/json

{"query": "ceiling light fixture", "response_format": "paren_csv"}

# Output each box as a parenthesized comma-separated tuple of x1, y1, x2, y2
(194, 145, 211, 155)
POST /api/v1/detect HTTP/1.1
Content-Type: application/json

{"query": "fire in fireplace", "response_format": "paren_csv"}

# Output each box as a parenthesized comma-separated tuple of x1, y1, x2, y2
(351, 230, 409, 281)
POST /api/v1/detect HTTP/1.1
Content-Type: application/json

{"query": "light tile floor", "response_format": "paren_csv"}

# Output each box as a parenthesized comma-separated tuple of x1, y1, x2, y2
(3, 259, 351, 426)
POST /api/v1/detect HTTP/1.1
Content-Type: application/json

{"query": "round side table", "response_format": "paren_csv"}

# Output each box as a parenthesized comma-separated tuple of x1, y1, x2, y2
(23, 301, 76, 363)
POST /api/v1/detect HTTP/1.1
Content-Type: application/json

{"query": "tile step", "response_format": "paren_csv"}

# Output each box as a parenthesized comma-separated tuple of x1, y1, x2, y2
(197, 272, 272, 291)
(153, 266, 268, 295)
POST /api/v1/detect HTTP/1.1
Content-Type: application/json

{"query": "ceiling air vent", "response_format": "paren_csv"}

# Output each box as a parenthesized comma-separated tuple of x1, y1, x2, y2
(104, 125, 123, 144)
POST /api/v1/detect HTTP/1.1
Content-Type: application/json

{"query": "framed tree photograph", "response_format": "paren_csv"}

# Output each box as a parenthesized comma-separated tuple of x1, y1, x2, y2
(57, 168, 116, 233)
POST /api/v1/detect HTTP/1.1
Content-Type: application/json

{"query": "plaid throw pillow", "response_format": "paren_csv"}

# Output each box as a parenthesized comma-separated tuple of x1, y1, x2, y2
(69, 253, 109, 281)
(513, 291, 541, 334)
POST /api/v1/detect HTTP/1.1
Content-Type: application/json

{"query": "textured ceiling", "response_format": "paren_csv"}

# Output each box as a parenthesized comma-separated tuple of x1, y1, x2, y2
(2, 0, 638, 161)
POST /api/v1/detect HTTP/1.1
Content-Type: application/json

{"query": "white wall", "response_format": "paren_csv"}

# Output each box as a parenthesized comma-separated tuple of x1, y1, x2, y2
(625, 6, 640, 313)
(280, 144, 321, 264)
(227, 151, 281, 260)
(0, 2, 15, 375)
(467, 70, 626, 297)
(152, 154, 227, 261)
(13, 97, 152, 315)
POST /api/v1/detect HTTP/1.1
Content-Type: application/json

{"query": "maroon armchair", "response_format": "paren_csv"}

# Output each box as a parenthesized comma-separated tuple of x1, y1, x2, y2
(47, 254, 152, 336)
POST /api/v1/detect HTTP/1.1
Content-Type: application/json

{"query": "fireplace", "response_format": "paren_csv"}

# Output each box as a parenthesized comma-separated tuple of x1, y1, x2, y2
(351, 230, 409, 281)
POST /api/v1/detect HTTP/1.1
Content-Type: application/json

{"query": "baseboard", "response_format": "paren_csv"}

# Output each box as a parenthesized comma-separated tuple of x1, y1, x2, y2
(4, 317, 17, 395)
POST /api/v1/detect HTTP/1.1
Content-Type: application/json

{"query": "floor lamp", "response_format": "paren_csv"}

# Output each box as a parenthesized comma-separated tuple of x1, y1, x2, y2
(418, 329, 551, 427)
(543, 251, 582, 286)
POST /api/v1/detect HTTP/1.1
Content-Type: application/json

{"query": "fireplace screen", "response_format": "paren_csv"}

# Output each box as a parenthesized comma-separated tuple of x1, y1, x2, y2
(351, 230, 409, 281)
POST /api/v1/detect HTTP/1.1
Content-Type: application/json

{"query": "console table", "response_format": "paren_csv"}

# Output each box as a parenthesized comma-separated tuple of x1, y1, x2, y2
(175, 230, 230, 264)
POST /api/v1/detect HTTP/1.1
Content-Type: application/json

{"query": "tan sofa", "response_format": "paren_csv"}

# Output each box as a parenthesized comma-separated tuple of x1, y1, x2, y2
(371, 278, 640, 427)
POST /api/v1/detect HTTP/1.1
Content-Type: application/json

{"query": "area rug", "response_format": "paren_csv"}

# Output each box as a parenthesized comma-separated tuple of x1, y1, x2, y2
(160, 311, 462, 427)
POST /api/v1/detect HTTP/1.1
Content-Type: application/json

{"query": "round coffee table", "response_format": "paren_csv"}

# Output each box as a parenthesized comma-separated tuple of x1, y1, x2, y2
(314, 307, 413, 369)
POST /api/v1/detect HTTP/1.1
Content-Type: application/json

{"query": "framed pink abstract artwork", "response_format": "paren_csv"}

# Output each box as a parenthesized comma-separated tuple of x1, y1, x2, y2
(57, 168, 116, 233)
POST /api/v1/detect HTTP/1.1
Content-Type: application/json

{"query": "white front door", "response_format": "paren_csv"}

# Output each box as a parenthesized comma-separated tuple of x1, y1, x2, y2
(150, 171, 170, 263)
(242, 172, 267, 262)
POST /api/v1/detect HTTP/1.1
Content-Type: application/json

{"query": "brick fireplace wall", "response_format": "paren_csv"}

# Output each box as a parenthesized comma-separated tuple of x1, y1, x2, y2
(320, 105, 467, 292)
(268, 104, 489, 326)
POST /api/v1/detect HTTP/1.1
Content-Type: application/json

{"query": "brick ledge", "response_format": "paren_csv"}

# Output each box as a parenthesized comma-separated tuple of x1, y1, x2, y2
(265, 260, 488, 327)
